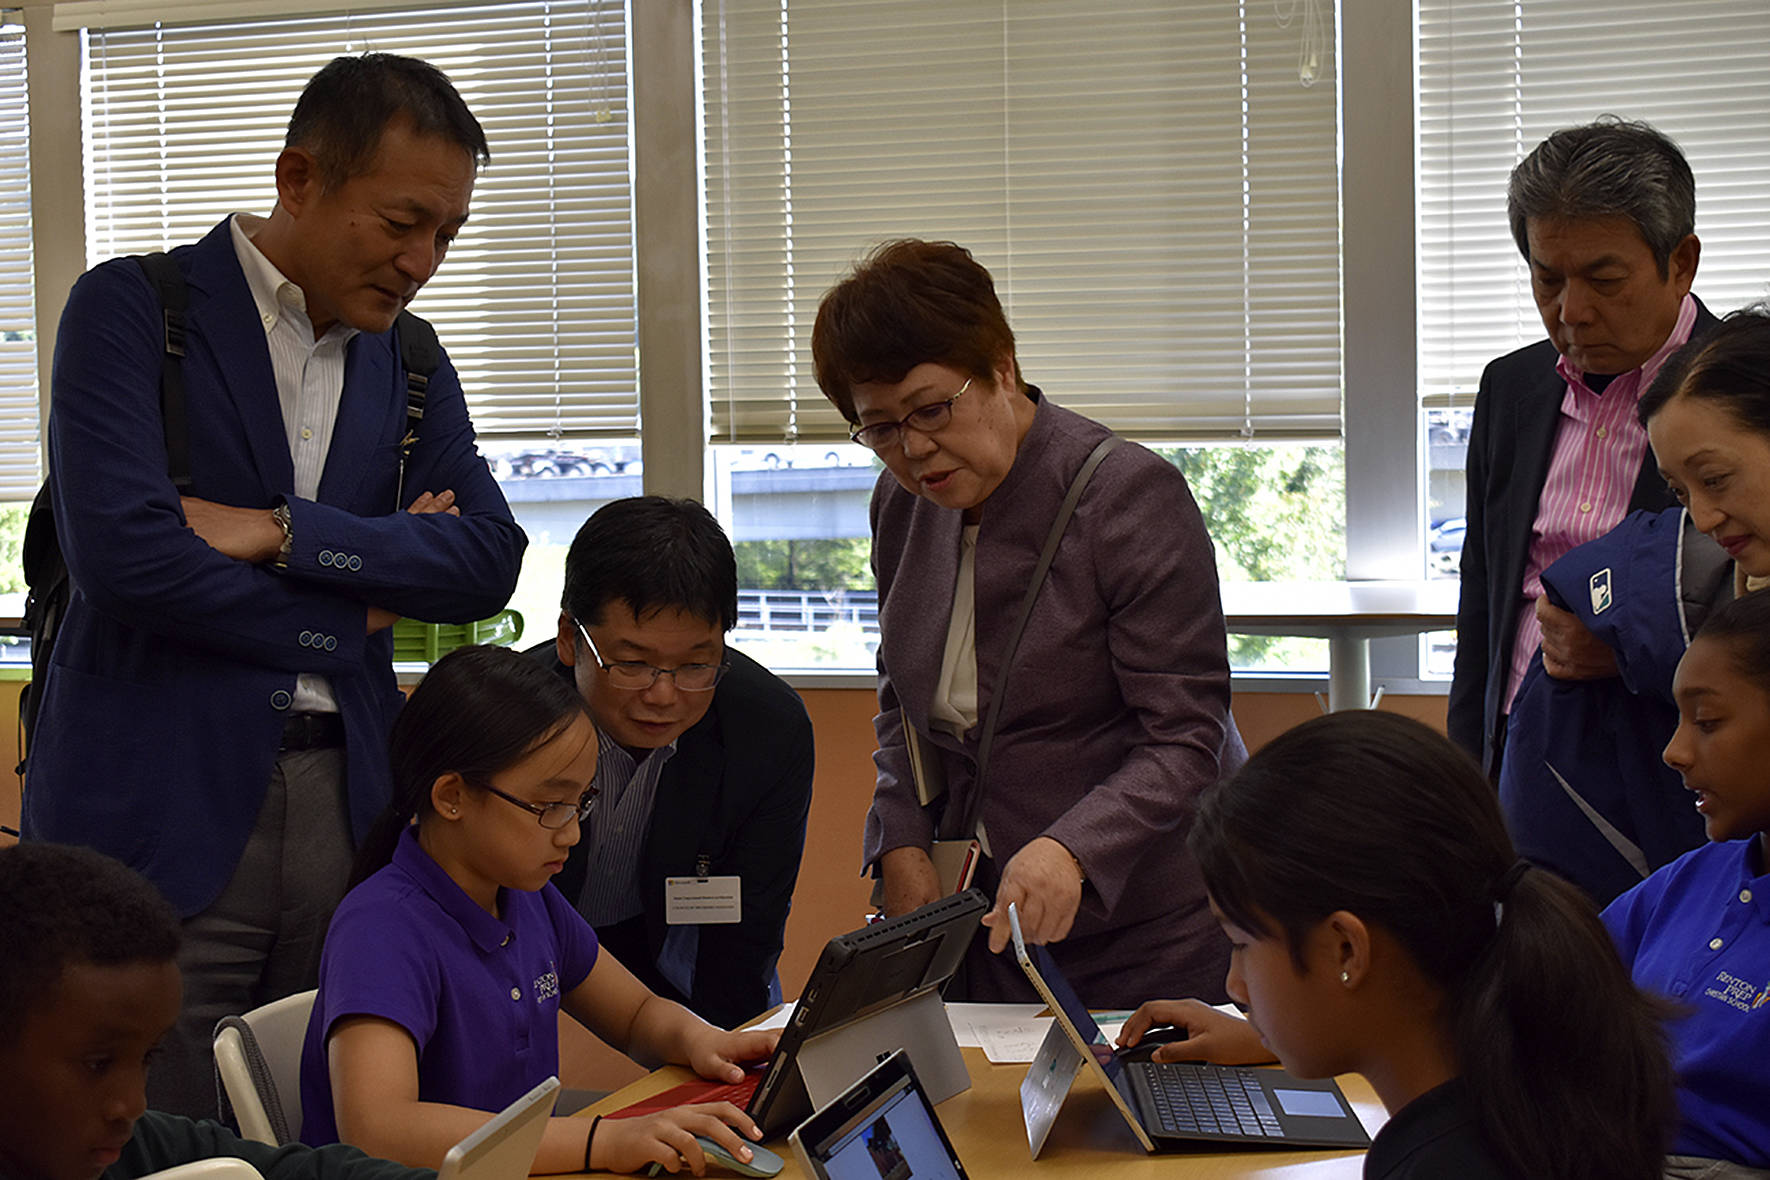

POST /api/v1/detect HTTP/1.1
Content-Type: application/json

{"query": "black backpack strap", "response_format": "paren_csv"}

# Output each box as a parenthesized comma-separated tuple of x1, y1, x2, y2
(136, 251, 193, 490)
(20, 253, 191, 778)
(392, 310, 440, 508)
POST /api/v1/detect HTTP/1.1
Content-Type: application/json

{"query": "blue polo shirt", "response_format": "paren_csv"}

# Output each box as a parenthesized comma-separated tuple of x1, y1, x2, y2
(298, 827, 599, 1146)
(1603, 838, 1770, 1167)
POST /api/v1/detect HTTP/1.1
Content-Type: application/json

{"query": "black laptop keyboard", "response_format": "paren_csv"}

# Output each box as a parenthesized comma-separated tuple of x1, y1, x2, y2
(1126, 1062, 1286, 1139)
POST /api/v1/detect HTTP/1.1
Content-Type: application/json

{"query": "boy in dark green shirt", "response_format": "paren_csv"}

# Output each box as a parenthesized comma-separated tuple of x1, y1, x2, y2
(0, 843, 430, 1180)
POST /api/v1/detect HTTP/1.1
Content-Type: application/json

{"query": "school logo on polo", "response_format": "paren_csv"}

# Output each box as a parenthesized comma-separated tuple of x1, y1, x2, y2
(534, 961, 560, 1003)
(1703, 970, 1759, 1012)
(1590, 568, 1613, 615)
(1756, 980, 1770, 1010)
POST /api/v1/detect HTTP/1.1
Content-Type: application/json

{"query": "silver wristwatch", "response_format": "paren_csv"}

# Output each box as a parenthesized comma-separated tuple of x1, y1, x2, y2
(271, 501, 294, 568)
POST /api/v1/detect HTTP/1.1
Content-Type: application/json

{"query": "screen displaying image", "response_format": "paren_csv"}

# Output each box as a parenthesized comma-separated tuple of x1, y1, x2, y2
(818, 1084, 961, 1180)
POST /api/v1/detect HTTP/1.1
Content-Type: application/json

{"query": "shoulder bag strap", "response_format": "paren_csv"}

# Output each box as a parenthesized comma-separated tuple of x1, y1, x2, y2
(947, 434, 1123, 840)
(135, 251, 192, 490)
(392, 310, 440, 510)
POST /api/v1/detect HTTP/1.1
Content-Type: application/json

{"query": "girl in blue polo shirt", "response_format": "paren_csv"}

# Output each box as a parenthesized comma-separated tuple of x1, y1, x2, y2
(1118, 711, 1675, 1180)
(1627, 306, 1770, 1176)
(297, 645, 775, 1175)
(1601, 591, 1770, 1176)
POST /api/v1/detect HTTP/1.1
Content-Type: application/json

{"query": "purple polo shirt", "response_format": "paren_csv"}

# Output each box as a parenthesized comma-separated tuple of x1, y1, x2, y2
(298, 826, 599, 1146)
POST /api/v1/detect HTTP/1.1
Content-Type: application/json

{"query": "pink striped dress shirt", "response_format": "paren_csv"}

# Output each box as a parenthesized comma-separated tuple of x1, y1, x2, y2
(1502, 294, 1699, 711)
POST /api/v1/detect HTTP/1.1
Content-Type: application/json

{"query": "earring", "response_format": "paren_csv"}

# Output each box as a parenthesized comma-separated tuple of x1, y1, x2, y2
(1340, 970, 1350, 985)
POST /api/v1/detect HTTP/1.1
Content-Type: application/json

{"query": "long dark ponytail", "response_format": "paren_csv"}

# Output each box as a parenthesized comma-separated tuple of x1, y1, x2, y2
(1190, 711, 1673, 1180)
(351, 644, 590, 887)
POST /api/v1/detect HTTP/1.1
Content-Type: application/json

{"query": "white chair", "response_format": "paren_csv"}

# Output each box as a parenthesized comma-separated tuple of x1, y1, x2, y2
(136, 1159, 265, 1180)
(213, 989, 318, 1146)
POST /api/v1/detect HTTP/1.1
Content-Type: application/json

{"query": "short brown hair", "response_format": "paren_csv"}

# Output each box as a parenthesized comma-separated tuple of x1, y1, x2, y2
(811, 239, 1021, 422)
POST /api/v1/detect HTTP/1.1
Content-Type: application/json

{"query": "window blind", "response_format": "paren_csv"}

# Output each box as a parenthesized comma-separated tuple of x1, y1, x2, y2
(79, 0, 636, 440)
(0, 12, 38, 500)
(702, 0, 1342, 445)
(1418, 0, 1770, 406)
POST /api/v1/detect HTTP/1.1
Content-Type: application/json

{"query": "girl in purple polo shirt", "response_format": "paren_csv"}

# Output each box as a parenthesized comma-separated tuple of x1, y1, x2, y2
(298, 645, 776, 1174)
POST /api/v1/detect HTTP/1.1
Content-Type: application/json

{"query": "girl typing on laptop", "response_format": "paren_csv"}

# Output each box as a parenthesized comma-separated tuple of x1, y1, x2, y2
(296, 645, 776, 1175)
(1119, 711, 1673, 1180)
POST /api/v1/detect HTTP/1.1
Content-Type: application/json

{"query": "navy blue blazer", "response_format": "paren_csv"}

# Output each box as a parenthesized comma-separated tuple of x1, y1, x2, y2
(22, 219, 526, 915)
(1447, 299, 1716, 772)
(1499, 508, 1717, 905)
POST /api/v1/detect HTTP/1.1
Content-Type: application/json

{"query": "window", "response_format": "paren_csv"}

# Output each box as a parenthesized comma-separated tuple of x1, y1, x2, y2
(0, 12, 34, 618)
(1417, 0, 1770, 597)
(701, 0, 1345, 672)
(73, 0, 635, 647)
(1418, 0, 1770, 411)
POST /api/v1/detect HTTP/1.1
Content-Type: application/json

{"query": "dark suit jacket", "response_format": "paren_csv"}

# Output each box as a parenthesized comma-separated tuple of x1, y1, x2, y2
(23, 219, 526, 916)
(546, 645, 814, 1030)
(1447, 298, 1717, 772)
(864, 392, 1241, 1007)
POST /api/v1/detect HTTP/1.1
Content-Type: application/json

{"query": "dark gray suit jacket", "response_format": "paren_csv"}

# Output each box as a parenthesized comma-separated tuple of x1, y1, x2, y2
(864, 391, 1242, 1007)
(1447, 298, 1717, 772)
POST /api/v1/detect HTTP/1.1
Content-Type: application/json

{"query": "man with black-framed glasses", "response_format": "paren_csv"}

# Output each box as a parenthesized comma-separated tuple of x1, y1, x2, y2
(530, 496, 814, 1031)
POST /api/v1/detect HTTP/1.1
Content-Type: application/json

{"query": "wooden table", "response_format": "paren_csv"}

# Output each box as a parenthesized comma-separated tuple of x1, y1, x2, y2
(1222, 580, 1460, 711)
(577, 1050, 1386, 1178)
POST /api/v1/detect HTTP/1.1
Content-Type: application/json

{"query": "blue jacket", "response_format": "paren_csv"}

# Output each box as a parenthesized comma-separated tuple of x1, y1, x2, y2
(1499, 506, 1724, 906)
(22, 219, 526, 915)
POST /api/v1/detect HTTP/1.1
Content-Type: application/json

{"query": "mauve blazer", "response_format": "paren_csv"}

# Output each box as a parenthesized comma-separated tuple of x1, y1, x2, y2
(863, 391, 1244, 1003)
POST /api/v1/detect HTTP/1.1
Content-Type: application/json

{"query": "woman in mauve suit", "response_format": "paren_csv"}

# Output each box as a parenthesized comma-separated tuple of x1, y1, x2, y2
(810, 239, 1245, 1006)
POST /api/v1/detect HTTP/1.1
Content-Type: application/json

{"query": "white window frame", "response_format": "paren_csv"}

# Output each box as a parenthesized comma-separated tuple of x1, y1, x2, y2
(26, 0, 1430, 691)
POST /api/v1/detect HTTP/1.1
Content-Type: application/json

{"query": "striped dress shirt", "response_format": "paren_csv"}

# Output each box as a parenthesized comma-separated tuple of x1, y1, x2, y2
(576, 732, 678, 928)
(229, 213, 357, 714)
(1503, 294, 1698, 710)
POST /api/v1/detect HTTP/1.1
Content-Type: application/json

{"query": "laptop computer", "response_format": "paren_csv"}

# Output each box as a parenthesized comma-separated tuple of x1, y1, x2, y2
(788, 1049, 968, 1180)
(436, 1076, 559, 1180)
(608, 889, 987, 1139)
(1008, 904, 1370, 1156)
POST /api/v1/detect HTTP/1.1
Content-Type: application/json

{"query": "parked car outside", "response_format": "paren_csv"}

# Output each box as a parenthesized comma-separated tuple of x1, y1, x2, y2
(1428, 516, 1465, 576)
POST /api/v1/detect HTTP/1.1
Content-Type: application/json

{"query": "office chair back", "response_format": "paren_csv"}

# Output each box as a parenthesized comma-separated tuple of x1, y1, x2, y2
(213, 989, 317, 1146)
(135, 1159, 265, 1180)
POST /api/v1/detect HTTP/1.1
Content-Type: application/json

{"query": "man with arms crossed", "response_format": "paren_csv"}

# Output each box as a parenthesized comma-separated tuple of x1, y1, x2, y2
(23, 54, 525, 1114)
(541, 496, 813, 1029)
(1449, 118, 1715, 774)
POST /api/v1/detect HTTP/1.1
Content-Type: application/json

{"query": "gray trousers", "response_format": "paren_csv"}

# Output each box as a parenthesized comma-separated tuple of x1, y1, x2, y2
(1666, 1157, 1770, 1180)
(147, 747, 353, 1119)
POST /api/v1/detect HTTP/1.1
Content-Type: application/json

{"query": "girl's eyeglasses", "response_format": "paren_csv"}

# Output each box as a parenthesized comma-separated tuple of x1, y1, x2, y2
(473, 780, 599, 829)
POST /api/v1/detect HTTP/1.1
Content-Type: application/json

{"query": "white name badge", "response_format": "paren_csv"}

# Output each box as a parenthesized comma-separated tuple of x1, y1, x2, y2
(664, 875, 742, 925)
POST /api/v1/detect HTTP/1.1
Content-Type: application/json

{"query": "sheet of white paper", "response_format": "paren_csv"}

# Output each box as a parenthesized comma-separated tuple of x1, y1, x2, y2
(942, 1002, 1047, 1048)
(963, 1003, 1249, 1064)
(754, 999, 1246, 1059)
(977, 1018, 1053, 1063)
(750, 1001, 797, 1032)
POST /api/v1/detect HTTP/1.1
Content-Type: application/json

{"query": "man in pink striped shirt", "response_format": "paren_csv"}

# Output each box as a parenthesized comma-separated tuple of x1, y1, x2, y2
(1448, 119, 1715, 775)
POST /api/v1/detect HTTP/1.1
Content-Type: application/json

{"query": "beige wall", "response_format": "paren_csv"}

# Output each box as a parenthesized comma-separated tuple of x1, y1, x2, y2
(0, 681, 1448, 1091)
